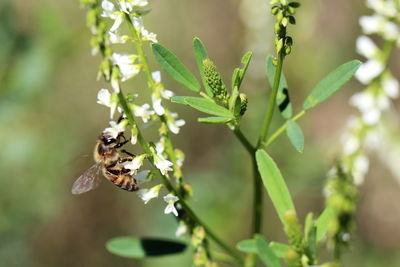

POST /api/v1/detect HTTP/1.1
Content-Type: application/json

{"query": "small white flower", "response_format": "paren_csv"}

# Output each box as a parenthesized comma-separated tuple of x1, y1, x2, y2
(155, 137, 166, 154)
(112, 53, 141, 81)
(349, 91, 374, 111)
(359, 15, 384, 34)
(109, 12, 124, 32)
(132, 17, 158, 43)
(133, 103, 154, 123)
(342, 135, 360, 155)
(137, 184, 163, 204)
(167, 119, 185, 134)
(132, 0, 149, 7)
(353, 155, 369, 185)
(160, 89, 174, 99)
(382, 21, 400, 40)
(152, 71, 161, 83)
(175, 149, 185, 168)
(153, 152, 173, 175)
(109, 31, 129, 44)
(101, 0, 117, 19)
(382, 76, 399, 98)
(356, 36, 378, 58)
(163, 194, 179, 216)
(104, 120, 127, 138)
(366, 0, 397, 17)
(97, 88, 119, 118)
(152, 93, 165, 115)
(175, 221, 188, 237)
(124, 154, 146, 174)
(362, 108, 381, 125)
(355, 59, 384, 84)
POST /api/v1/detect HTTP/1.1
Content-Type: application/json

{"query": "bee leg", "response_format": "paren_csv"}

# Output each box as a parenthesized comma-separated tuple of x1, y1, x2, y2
(114, 139, 129, 149)
(121, 149, 135, 157)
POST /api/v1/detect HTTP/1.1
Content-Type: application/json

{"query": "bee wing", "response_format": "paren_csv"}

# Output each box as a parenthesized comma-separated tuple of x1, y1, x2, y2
(71, 163, 102, 195)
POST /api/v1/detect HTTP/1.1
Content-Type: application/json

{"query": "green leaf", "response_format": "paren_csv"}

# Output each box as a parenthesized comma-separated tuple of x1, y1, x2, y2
(193, 37, 213, 96)
(183, 96, 234, 118)
(266, 56, 292, 119)
(316, 206, 335, 241)
(286, 120, 304, 153)
(256, 149, 295, 223)
(237, 239, 289, 259)
(303, 60, 361, 110)
(170, 96, 188, 105)
(106, 237, 186, 258)
(237, 51, 252, 88)
(236, 239, 257, 253)
(152, 43, 200, 92)
(269, 242, 290, 258)
(304, 212, 314, 239)
(198, 116, 233, 124)
(255, 235, 281, 267)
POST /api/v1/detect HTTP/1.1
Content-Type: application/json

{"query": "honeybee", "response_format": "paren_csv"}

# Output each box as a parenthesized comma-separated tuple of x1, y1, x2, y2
(71, 131, 139, 194)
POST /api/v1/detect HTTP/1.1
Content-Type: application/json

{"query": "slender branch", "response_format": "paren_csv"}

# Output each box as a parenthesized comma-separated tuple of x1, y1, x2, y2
(233, 128, 255, 154)
(257, 51, 284, 146)
(263, 110, 306, 148)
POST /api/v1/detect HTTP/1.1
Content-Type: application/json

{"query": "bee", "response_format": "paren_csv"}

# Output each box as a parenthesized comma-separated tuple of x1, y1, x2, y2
(71, 131, 139, 194)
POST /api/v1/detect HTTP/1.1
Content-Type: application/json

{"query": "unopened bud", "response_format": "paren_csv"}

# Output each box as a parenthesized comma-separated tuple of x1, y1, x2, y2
(203, 59, 227, 102)
(239, 93, 248, 116)
(271, 6, 279, 15)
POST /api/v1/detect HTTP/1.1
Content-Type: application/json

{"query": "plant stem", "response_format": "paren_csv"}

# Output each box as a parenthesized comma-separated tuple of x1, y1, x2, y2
(263, 110, 306, 148)
(257, 51, 284, 146)
(233, 128, 255, 154)
(118, 89, 244, 266)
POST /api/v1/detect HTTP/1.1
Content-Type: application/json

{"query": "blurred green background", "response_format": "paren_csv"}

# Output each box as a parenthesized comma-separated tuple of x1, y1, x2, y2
(1, 0, 400, 266)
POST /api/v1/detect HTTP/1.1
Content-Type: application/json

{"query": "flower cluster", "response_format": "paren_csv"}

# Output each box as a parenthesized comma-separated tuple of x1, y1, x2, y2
(81, 0, 186, 216)
(338, 0, 399, 185)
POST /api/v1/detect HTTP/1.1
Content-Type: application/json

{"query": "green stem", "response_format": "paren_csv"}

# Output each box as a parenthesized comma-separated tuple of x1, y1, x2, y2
(257, 51, 284, 146)
(118, 89, 244, 266)
(233, 128, 255, 154)
(263, 110, 306, 148)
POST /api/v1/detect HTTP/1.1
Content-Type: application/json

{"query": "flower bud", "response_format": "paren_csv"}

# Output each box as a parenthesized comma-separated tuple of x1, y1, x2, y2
(239, 93, 248, 116)
(271, 6, 279, 15)
(203, 59, 227, 102)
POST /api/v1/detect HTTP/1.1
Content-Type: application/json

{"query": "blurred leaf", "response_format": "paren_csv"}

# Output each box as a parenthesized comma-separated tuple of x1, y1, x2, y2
(256, 149, 295, 223)
(266, 56, 292, 119)
(198, 116, 233, 124)
(286, 120, 304, 153)
(304, 212, 314, 239)
(193, 37, 213, 96)
(173, 96, 234, 118)
(303, 60, 361, 110)
(269, 242, 290, 258)
(237, 239, 289, 259)
(170, 95, 188, 105)
(106, 237, 186, 258)
(306, 225, 317, 262)
(237, 51, 252, 88)
(152, 43, 200, 92)
(255, 235, 281, 267)
(316, 206, 335, 241)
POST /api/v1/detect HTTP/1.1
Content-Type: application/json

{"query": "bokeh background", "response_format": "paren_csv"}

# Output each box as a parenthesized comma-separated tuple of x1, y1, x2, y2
(1, 0, 400, 266)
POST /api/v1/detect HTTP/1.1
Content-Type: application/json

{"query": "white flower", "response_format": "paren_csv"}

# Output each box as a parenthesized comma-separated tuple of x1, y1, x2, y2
(112, 53, 141, 81)
(382, 76, 399, 98)
(353, 155, 369, 185)
(120, 0, 148, 12)
(132, 0, 149, 7)
(104, 120, 127, 138)
(109, 31, 129, 44)
(101, 0, 117, 19)
(356, 36, 378, 58)
(97, 88, 119, 118)
(160, 89, 174, 99)
(137, 184, 163, 204)
(359, 15, 385, 34)
(163, 194, 179, 216)
(342, 134, 360, 155)
(175, 221, 188, 237)
(366, 0, 397, 17)
(349, 91, 374, 111)
(155, 137, 166, 154)
(355, 59, 384, 84)
(152, 93, 165, 115)
(382, 21, 400, 40)
(124, 154, 146, 174)
(152, 71, 161, 83)
(133, 103, 154, 123)
(362, 108, 381, 125)
(132, 17, 158, 43)
(109, 12, 124, 32)
(175, 149, 185, 168)
(167, 118, 185, 134)
(153, 152, 173, 175)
